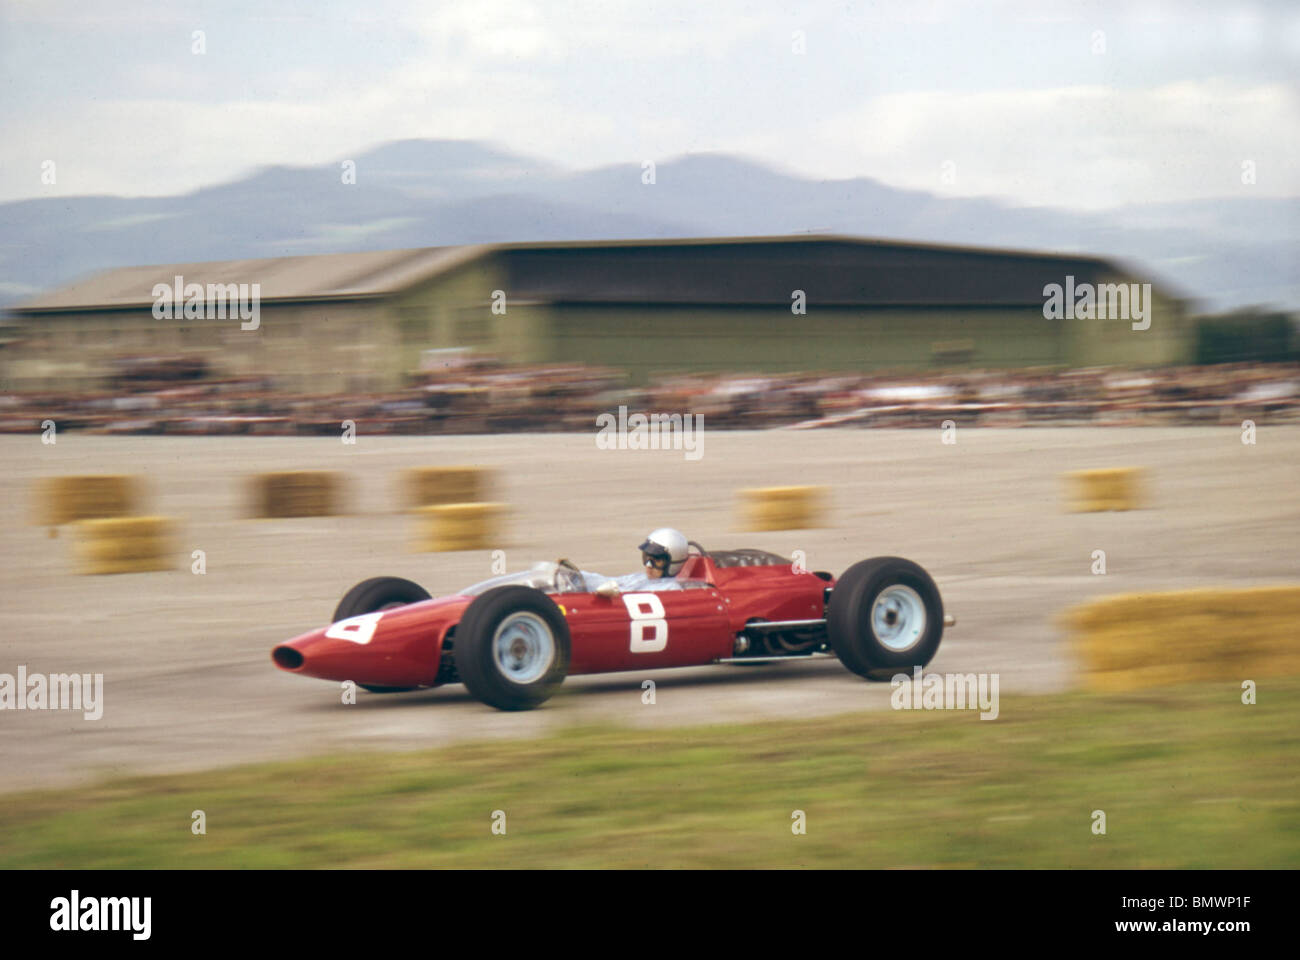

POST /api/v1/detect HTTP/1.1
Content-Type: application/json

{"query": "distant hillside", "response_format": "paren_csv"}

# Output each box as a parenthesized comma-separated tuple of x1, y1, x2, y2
(2, 139, 1296, 313)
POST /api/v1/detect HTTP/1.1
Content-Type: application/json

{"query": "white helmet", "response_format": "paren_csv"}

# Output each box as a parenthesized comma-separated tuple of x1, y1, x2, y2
(638, 527, 690, 576)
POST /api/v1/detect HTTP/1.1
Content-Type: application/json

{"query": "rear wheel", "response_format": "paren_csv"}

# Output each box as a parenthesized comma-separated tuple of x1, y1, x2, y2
(332, 576, 432, 693)
(455, 586, 571, 710)
(828, 557, 944, 680)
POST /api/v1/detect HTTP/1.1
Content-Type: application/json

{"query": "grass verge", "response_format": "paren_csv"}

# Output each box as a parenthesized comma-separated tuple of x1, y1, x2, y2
(2, 679, 1297, 868)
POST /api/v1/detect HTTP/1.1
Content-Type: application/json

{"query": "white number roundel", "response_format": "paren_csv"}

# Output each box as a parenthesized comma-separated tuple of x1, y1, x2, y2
(325, 612, 384, 645)
(623, 593, 667, 653)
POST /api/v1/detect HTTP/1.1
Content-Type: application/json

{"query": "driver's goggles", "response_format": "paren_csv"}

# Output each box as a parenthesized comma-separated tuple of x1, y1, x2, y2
(642, 552, 669, 569)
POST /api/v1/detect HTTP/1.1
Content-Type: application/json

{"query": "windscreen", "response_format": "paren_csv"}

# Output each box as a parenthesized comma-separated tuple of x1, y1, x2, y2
(459, 561, 590, 597)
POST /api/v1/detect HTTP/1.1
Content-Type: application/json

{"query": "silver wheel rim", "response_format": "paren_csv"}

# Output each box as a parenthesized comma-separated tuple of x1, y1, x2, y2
(871, 584, 927, 652)
(493, 611, 555, 684)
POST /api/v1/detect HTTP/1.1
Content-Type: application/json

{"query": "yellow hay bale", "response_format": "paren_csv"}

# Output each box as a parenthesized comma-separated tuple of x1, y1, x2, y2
(72, 516, 177, 575)
(33, 475, 141, 526)
(251, 471, 344, 518)
(738, 486, 827, 532)
(1064, 467, 1143, 512)
(403, 466, 492, 510)
(1063, 586, 1300, 691)
(413, 502, 505, 552)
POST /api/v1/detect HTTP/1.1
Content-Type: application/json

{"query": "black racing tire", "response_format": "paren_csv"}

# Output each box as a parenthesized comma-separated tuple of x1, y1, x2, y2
(332, 576, 432, 623)
(333, 577, 433, 693)
(455, 585, 571, 711)
(827, 557, 944, 681)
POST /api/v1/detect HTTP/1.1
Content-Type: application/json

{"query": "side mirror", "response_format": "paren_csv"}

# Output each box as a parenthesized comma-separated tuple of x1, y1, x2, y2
(594, 580, 620, 599)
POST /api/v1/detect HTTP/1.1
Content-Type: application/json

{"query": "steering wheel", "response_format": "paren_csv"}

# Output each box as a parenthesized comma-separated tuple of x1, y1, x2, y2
(554, 558, 584, 593)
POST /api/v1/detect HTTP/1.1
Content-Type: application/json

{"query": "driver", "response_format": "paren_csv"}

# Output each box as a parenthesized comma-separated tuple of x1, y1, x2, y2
(614, 527, 690, 592)
(569, 528, 692, 593)
(637, 527, 689, 579)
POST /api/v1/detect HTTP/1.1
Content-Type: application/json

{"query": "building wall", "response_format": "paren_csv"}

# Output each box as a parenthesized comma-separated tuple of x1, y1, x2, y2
(534, 304, 1071, 382)
(530, 291, 1191, 383)
(5, 299, 401, 394)
(389, 258, 513, 371)
(1063, 271, 1193, 368)
(5, 308, 158, 392)
(216, 300, 401, 392)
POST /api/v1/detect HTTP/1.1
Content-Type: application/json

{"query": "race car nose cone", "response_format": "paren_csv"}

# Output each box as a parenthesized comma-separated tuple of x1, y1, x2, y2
(272, 645, 304, 670)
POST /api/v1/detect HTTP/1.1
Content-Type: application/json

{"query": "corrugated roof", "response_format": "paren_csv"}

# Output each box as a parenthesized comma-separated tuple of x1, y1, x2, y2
(10, 234, 1145, 314)
(12, 245, 490, 312)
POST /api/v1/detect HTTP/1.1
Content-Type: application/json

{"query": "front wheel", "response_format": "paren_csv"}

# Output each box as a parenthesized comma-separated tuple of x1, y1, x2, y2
(454, 586, 571, 710)
(827, 557, 944, 680)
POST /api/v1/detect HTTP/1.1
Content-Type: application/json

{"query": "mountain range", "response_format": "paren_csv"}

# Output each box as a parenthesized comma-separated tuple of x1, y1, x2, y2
(2, 139, 1295, 314)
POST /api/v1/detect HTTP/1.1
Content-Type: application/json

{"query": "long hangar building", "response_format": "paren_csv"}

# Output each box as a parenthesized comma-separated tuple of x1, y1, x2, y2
(6, 235, 1193, 392)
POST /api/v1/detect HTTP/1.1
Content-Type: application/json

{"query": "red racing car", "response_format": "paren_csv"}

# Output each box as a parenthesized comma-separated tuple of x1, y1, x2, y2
(272, 545, 954, 710)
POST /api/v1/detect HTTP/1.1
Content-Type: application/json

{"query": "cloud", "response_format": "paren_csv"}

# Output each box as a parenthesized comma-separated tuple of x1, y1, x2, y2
(0, 1, 1296, 209)
(783, 80, 1300, 209)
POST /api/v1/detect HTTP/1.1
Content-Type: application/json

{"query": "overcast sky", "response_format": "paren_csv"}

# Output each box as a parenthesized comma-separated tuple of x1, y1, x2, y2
(2, 0, 1297, 209)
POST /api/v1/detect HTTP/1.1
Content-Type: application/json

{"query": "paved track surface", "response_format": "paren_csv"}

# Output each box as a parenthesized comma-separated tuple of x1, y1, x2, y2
(2, 427, 1297, 793)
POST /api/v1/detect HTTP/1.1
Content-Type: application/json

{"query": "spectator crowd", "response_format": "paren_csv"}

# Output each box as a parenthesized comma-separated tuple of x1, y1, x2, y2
(2, 355, 1297, 435)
